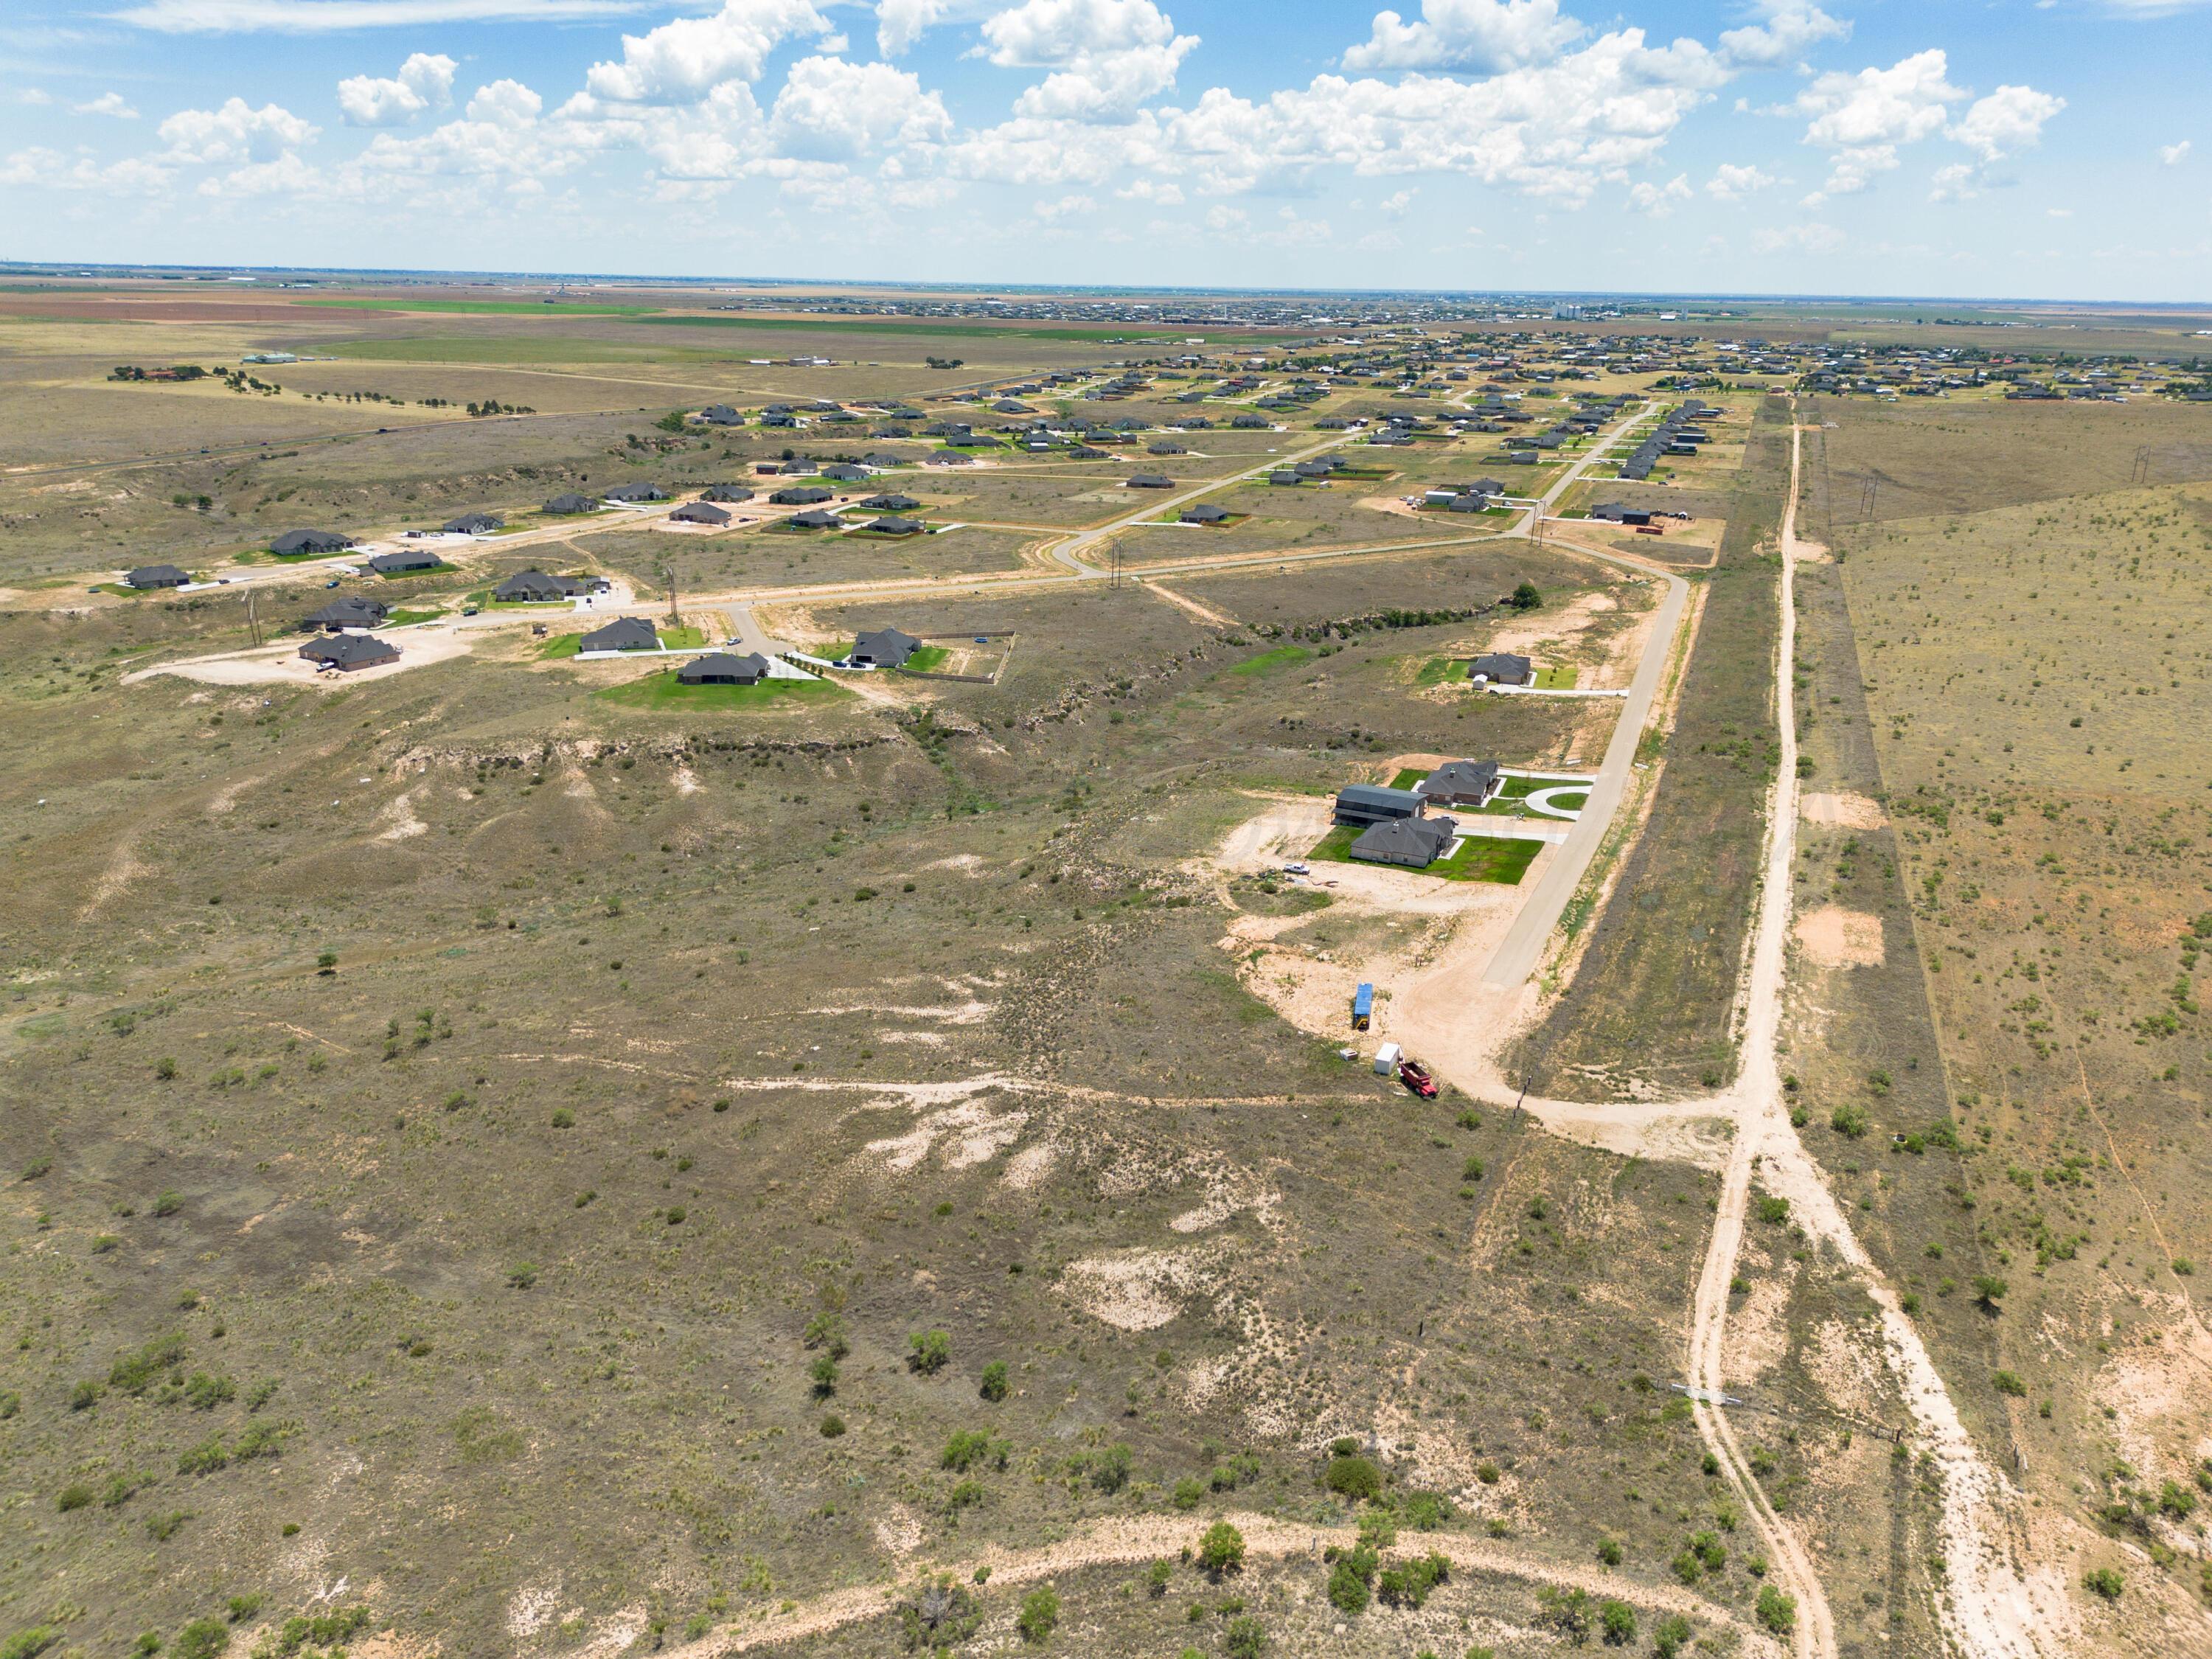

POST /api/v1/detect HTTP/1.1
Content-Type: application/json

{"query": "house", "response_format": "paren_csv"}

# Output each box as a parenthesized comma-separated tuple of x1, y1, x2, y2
(821, 463, 871, 482)
(124, 564, 190, 589)
(677, 651, 768, 685)
(300, 594, 389, 631)
(1148, 441, 1187, 456)
(442, 512, 503, 535)
(851, 627, 922, 668)
(862, 452, 908, 470)
(859, 492, 919, 511)
(789, 509, 843, 530)
(366, 549, 446, 576)
(1416, 759, 1502, 808)
(1231, 414, 1270, 429)
(670, 501, 731, 526)
(580, 617, 659, 653)
(700, 484, 754, 504)
(544, 493, 598, 514)
(1126, 473, 1174, 490)
(697, 404, 743, 425)
(605, 482, 668, 504)
(868, 516, 926, 537)
(298, 633, 399, 672)
(1350, 814, 1458, 869)
(1267, 470, 1301, 486)
(771, 486, 832, 506)
(1181, 503, 1230, 524)
(1333, 784, 1425, 828)
(271, 529, 354, 556)
(1467, 653, 1534, 686)
(1588, 502, 1652, 526)
(495, 570, 585, 602)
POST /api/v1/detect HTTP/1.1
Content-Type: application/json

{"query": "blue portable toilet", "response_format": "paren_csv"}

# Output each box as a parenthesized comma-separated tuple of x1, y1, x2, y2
(1352, 983, 1374, 1031)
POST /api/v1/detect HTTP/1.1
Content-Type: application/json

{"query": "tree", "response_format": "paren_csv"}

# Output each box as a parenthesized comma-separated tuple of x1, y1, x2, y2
(804, 1312, 849, 1360)
(980, 1360, 1009, 1402)
(1756, 1585, 1798, 1635)
(172, 1621, 229, 1659)
(1197, 1520, 1245, 1577)
(1508, 581, 1542, 611)
(1222, 1617, 1267, 1659)
(1325, 1453, 1382, 1501)
(1016, 1586, 1060, 1644)
(1973, 1275, 2008, 1311)
(1599, 1600, 1636, 1646)
(655, 411, 687, 433)
(1652, 1613, 1693, 1659)
(809, 1354, 838, 1397)
(908, 1329, 951, 1374)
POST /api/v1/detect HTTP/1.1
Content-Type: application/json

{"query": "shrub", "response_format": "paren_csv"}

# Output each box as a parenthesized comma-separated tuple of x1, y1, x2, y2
(57, 1484, 94, 1512)
(1652, 1613, 1693, 1659)
(225, 1598, 260, 1624)
(1197, 1520, 1245, 1576)
(819, 1415, 846, 1438)
(111, 1332, 189, 1395)
(2084, 1567, 2124, 1601)
(945, 1480, 986, 1513)
(1377, 1551, 1447, 1609)
(810, 1354, 838, 1397)
(145, 1510, 192, 1541)
(908, 1329, 951, 1375)
(1402, 1489, 1451, 1530)
(803, 1312, 849, 1360)
(980, 1360, 1009, 1402)
(1537, 1587, 1590, 1642)
(153, 1190, 183, 1217)
(1326, 1554, 1372, 1614)
(1831, 1104, 1868, 1138)
(1599, 1600, 1636, 1645)
(941, 1429, 1009, 1473)
(1755, 1194, 1790, 1225)
(1596, 1538, 1623, 1566)
(185, 1372, 235, 1410)
(177, 1437, 229, 1476)
(1016, 1586, 1060, 1644)
(1973, 1276, 2008, 1310)
(173, 1619, 230, 1659)
(1146, 1559, 1173, 1595)
(1992, 1370, 2027, 1397)
(1172, 1476, 1206, 1509)
(1756, 1585, 1797, 1635)
(549, 1109, 574, 1128)
(1088, 1443, 1133, 1494)
(1325, 1453, 1383, 1502)
(1222, 1617, 1267, 1659)
(0, 1632, 61, 1659)
(507, 1262, 538, 1290)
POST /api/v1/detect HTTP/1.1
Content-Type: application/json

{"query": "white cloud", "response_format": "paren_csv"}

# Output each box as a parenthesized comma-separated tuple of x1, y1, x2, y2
(1378, 186, 1415, 217)
(18, 88, 55, 106)
(2046, 205, 2071, 217)
(2160, 139, 2191, 165)
(467, 78, 542, 125)
(201, 150, 319, 196)
(767, 55, 951, 159)
(74, 91, 141, 118)
(876, 0, 949, 57)
(1927, 160, 1975, 201)
(1, 146, 177, 193)
(981, 0, 1199, 121)
(1947, 84, 2063, 162)
(1627, 172, 1690, 213)
(337, 51, 456, 126)
(159, 97, 319, 164)
(585, 0, 832, 103)
(1704, 160, 1775, 199)
(1716, 0, 1846, 68)
(1750, 220, 1842, 254)
(1032, 190, 1094, 218)
(112, 0, 644, 30)
(1797, 49, 1962, 152)
(1118, 175, 1181, 203)
(1342, 0, 1585, 74)
(1204, 203, 1247, 231)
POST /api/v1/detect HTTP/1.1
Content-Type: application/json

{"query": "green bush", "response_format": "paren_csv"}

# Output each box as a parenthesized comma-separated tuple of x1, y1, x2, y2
(1016, 1586, 1060, 1644)
(1599, 1600, 1636, 1645)
(111, 1332, 189, 1395)
(1402, 1489, 1450, 1530)
(178, 1437, 229, 1476)
(1172, 1476, 1206, 1509)
(1324, 1454, 1382, 1501)
(1755, 1585, 1797, 1634)
(1831, 1103, 1868, 1138)
(980, 1360, 1009, 1402)
(173, 1618, 229, 1659)
(1197, 1521, 1245, 1576)
(908, 1329, 952, 1375)
(819, 1415, 846, 1438)
(1222, 1617, 1267, 1659)
(1992, 1370, 2027, 1397)
(941, 1429, 1009, 1472)
(1377, 1551, 1447, 1609)
(803, 1312, 849, 1360)
(145, 1510, 192, 1541)
(1326, 1554, 1372, 1614)
(57, 1484, 94, 1512)
(1146, 1559, 1173, 1596)
(2084, 1567, 2124, 1601)
(1652, 1613, 1692, 1659)
(0, 1630, 62, 1659)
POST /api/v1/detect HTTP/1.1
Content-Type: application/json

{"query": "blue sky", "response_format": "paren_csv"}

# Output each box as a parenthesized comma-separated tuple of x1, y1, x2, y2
(1, 0, 2204, 299)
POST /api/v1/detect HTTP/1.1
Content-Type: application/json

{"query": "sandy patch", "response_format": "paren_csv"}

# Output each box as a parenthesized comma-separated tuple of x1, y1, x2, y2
(1722, 1252, 1799, 1388)
(864, 1100, 1029, 1173)
(1060, 1247, 1214, 1332)
(1799, 791, 1886, 830)
(375, 789, 427, 842)
(872, 1504, 924, 1557)
(78, 840, 146, 920)
(1792, 905, 1883, 968)
(127, 627, 476, 689)
(672, 766, 701, 796)
(507, 1579, 561, 1639)
(1002, 1141, 1060, 1189)
(1800, 1320, 1888, 1419)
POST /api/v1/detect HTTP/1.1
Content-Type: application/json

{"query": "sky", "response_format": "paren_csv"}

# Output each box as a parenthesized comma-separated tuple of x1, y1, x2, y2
(0, 0, 2205, 300)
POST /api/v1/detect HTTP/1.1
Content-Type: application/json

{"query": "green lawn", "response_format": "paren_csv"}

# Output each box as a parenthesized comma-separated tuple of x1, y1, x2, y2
(1534, 665, 1579, 689)
(538, 625, 701, 660)
(595, 672, 849, 712)
(1379, 770, 1594, 819)
(902, 645, 950, 672)
(1305, 822, 1543, 885)
(1413, 657, 1464, 687)
(305, 298, 659, 316)
(386, 608, 442, 627)
(1228, 644, 1313, 678)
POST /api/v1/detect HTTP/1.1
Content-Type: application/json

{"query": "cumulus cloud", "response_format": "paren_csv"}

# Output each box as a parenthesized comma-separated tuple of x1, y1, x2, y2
(1342, 0, 1585, 73)
(1797, 49, 1962, 152)
(2160, 139, 2191, 165)
(337, 51, 456, 125)
(768, 55, 951, 159)
(1927, 161, 1976, 201)
(1, 147, 175, 192)
(1750, 220, 1843, 254)
(159, 97, 319, 164)
(467, 78, 543, 125)
(114, 0, 641, 29)
(1947, 83, 2063, 162)
(1627, 172, 1691, 213)
(1117, 175, 1181, 203)
(1716, 0, 1846, 68)
(876, 0, 950, 57)
(585, 0, 831, 103)
(1032, 190, 1094, 218)
(981, 0, 1199, 121)
(74, 91, 142, 118)
(1704, 160, 1775, 199)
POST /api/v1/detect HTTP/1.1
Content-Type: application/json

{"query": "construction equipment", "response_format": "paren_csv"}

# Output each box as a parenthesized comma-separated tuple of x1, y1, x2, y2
(1397, 1058, 1438, 1099)
(1352, 983, 1374, 1031)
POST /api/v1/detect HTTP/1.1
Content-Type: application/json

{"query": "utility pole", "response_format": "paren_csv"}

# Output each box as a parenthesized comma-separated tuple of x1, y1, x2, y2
(661, 562, 679, 627)
(246, 585, 261, 647)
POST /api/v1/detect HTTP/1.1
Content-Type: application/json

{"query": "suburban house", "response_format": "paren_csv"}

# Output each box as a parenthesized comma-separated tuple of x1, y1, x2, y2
(869, 516, 925, 537)
(859, 492, 919, 511)
(271, 529, 355, 556)
(821, 463, 871, 482)
(605, 482, 668, 504)
(1349, 814, 1458, 869)
(1416, 759, 1503, 808)
(1148, 441, 1187, 456)
(669, 501, 731, 526)
(697, 404, 743, 425)
(1181, 503, 1231, 524)
(771, 486, 832, 506)
(1467, 653, 1534, 686)
(677, 651, 769, 685)
(1267, 469, 1301, 486)
(789, 509, 844, 530)
(543, 493, 597, 514)
(851, 627, 922, 669)
(442, 512, 503, 535)
(124, 564, 190, 589)
(298, 633, 399, 672)
(701, 484, 755, 503)
(1333, 783, 1426, 828)
(1127, 473, 1174, 490)
(580, 617, 659, 653)
(1589, 502, 1652, 526)
(299, 594, 389, 631)
(495, 570, 588, 602)
(366, 549, 446, 576)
